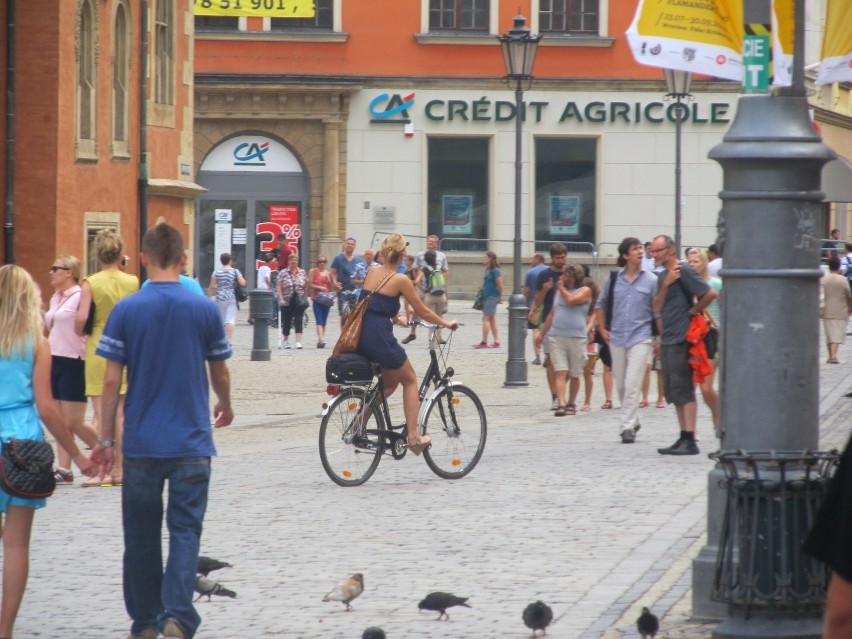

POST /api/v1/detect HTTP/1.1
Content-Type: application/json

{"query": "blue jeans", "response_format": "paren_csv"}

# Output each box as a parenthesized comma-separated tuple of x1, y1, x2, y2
(123, 457, 211, 639)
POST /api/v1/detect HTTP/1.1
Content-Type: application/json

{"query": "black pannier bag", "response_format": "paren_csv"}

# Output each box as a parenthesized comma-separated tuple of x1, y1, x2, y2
(325, 353, 374, 385)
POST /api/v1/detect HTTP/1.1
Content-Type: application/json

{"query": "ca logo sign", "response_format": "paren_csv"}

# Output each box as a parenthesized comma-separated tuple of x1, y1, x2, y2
(233, 141, 270, 166)
(369, 93, 415, 124)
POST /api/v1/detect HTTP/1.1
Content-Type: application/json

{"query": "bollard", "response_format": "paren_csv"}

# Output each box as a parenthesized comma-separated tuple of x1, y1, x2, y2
(504, 292, 529, 387)
(248, 289, 274, 361)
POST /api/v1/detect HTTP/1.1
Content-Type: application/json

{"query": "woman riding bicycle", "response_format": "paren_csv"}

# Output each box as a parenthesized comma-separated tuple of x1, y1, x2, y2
(356, 233, 459, 455)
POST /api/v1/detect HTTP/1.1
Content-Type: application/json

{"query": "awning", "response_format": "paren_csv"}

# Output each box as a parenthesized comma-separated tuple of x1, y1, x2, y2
(823, 155, 852, 202)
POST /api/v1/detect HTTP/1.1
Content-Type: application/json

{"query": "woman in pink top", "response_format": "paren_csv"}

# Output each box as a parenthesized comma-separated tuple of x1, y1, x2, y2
(306, 254, 332, 348)
(45, 255, 98, 484)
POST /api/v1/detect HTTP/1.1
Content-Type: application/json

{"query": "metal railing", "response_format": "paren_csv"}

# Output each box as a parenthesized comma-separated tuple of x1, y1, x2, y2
(711, 449, 840, 617)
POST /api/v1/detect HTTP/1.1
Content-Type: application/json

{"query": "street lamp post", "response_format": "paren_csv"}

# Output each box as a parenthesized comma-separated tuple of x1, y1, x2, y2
(664, 69, 692, 258)
(498, 15, 541, 387)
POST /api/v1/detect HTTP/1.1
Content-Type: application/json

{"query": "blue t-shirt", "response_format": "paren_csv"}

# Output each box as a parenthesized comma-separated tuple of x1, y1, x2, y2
(482, 268, 501, 297)
(141, 274, 205, 296)
(331, 253, 364, 291)
(96, 281, 232, 458)
(524, 264, 548, 306)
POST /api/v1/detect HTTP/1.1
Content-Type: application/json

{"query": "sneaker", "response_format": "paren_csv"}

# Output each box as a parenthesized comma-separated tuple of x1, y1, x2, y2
(296, 342, 303, 349)
(127, 628, 159, 639)
(532, 355, 541, 366)
(317, 340, 326, 349)
(401, 334, 416, 344)
(550, 398, 559, 411)
(473, 342, 488, 349)
(620, 429, 636, 444)
(489, 342, 500, 348)
(658, 437, 700, 456)
(162, 618, 187, 639)
(54, 468, 74, 484)
(283, 340, 291, 349)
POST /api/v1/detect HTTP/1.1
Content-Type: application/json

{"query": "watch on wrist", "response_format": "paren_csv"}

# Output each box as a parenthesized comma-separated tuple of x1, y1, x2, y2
(98, 438, 115, 448)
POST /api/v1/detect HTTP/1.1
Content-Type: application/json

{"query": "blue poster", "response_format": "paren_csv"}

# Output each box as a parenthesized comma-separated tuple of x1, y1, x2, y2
(442, 194, 473, 234)
(549, 195, 581, 236)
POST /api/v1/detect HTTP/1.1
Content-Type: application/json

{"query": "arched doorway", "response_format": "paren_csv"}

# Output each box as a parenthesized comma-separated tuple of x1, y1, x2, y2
(195, 132, 309, 288)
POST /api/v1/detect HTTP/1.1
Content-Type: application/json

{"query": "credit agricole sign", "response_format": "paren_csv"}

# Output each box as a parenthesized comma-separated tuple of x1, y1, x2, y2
(368, 92, 733, 125)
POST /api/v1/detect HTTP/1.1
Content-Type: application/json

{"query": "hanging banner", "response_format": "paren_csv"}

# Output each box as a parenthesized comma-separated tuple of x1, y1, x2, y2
(816, 0, 852, 85)
(193, 0, 315, 18)
(771, 0, 794, 86)
(625, 0, 744, 81)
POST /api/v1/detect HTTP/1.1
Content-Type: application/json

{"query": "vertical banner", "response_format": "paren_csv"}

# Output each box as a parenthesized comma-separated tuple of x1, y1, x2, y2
(193, 0, 315, 18)
(255, 205, 301, 268)
(625, 0, 744, 81)
(771, 0, 794, 86)
(214, 209, 233, 261)
(817, 0, 852, 85)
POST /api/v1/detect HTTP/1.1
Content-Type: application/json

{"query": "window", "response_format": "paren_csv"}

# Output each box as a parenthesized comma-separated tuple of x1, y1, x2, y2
(428, 137, 490, 251)
(429, 0, 489, 30)
(76, 0, 97, 158)
(534, 138, 597, 247)
(194, 16, 239, 31)
(538, 0, 599, 33)
(111, 1, 131, 157)
(83, 215, 121, 277)
(271, 0, 333, 29)
(154, 0, 174, 105)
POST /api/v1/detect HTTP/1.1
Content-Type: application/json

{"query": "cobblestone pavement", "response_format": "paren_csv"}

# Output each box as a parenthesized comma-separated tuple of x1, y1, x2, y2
(21, 303, 851, 638)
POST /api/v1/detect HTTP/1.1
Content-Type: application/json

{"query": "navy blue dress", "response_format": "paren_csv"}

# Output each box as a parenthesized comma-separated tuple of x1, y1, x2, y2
(356, 290, 407, 370)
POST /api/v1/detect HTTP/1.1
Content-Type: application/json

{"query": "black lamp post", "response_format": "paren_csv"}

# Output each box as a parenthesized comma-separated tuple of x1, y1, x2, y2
(664, 68, 693, 258)
(498, 15, 541, 387)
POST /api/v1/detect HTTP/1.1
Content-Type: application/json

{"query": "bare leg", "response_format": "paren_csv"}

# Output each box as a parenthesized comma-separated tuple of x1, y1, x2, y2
(553, 371, 567, 407)
(567, 375, 581, 407)
(698, 362, 719, 431)
(480, 314, 489, 343)
(225, 322, 235, 341)
(382, 361, 421, 441)
(55, 399, 95, 471)
(0, 506, 35, 638)
(487, 316, 499, 343)
(582, 357, 595, 410)
(603, 365, 613, 404)
(824, 572, 852, 639)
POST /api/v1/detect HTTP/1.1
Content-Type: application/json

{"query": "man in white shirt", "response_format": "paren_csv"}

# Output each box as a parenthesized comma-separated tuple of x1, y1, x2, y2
(707, 244, 723, 277)
(257, 253, 272, 290)
(402, 235, 449, 344)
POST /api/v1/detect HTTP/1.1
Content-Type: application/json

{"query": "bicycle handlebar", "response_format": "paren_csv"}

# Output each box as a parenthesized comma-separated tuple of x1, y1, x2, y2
(406, 319, 463, 329)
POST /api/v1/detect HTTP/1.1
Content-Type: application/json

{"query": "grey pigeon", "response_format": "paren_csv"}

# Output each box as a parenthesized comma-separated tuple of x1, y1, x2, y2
(636, 607, 659, 639)
(197, 555, 232, 576)
(522, 600, 554, 636)
(361, 627, 386, 639)
(194, 575, 237, 602)
(418, 592, 471, 620)
(322, 573, 364, 611)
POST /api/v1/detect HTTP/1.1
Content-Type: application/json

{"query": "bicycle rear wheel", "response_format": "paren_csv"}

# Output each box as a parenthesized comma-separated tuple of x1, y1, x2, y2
(319, 387, 383, 486)
(421, 384, 486, 479)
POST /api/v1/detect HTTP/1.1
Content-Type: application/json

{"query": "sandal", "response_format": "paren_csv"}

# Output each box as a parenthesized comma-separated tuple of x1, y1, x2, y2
(656, 400, 666, 408)
(82, 475, 112, 488)
(407, 434, 432, 456)
(554, 406, 567, 417)
(566, 404, 577, 416)
(580, 404, 591, 412)
(601, 400, 613, 410)
(638, 401, 649, 408)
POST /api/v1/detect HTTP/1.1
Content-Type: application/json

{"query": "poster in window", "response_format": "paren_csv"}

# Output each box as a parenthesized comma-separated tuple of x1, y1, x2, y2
(549, 195, 581, 236)
(442, 195, 473, 235)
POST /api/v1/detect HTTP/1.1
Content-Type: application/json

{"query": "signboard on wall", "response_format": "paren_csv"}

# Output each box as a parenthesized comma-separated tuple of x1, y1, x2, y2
(200, 136, 302, 173)
(193, 0, 315, 18)
(255, 204, 302, 268)
(214, 208, 232, 259)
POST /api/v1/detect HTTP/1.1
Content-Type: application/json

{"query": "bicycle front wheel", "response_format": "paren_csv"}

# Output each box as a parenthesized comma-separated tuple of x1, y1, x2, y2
(421, 384, 486, 479)
(319, 387, 383, 486)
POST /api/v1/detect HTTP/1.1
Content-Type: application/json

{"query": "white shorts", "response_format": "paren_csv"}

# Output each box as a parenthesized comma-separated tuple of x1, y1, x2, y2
(217, 299, 238, 325)
(547, 335, 586, 377)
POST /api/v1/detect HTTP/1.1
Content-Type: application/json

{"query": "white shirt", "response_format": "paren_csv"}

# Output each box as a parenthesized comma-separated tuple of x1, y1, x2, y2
(257, 264, 271, 290)
(708, 258, 723, 277)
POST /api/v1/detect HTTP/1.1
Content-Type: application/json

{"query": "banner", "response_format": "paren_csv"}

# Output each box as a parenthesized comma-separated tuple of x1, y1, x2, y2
(817, 0, 852, 85)
(625, 0, 744, 81)
(193, 0, 315, 18)
(770, 0, 794, 86)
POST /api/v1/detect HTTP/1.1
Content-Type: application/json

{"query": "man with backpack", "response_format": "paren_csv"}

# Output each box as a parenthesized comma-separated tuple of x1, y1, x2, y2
(402, 235, 448, 345)
(595, 237, 659, 444)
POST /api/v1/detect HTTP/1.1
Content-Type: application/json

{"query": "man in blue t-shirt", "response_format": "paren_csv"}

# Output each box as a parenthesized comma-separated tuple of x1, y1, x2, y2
(92, 223, 233, 639)
(522, 253, 548, 365)
(528, 243, 568, 409)
(330, 237, 365, 317)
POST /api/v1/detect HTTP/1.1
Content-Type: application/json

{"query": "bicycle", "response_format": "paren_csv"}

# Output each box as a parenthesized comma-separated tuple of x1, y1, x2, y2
(318, 321, 487, 486)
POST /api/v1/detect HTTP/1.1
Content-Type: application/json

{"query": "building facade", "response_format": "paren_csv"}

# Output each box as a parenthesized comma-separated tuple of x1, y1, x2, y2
(0, 0, 198, 297)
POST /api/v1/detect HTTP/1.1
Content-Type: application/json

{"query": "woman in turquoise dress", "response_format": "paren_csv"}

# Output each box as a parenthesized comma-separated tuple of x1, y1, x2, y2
(355, 234, 459, 454)
(0, 265, 95, 638)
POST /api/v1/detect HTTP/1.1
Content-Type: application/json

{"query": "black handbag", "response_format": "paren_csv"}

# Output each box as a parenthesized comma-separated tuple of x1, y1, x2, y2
(82, 299, 96, 336)
(0, 438, 56, 499)
(326, 353, 375, 385)
(233, 271, 248, 303)
(472, 288, 484, 311)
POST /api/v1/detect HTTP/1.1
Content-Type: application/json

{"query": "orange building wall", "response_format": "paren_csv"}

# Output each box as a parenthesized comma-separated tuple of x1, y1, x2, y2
(195, 1, 658, 81)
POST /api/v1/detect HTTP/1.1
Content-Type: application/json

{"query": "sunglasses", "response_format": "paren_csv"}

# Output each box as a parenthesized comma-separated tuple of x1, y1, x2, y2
(318, 260, 327, 263)
(50, 266, 70, 272)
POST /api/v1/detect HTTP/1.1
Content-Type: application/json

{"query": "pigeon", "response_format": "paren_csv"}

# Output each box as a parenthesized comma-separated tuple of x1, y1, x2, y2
(636, 607, 660, 639)
(522, 600, 554, 636)
(361, 627, 386, 639)
(417, 592, 471, 620)
(322, 573, 364, 611)
(197, 555, 232, 576)
(194, 575, 237, 602)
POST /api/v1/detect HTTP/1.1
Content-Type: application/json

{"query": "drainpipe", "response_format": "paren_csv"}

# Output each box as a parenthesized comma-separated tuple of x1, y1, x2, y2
(4, 0, 15, 264)
(138, 0, 148, 281)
